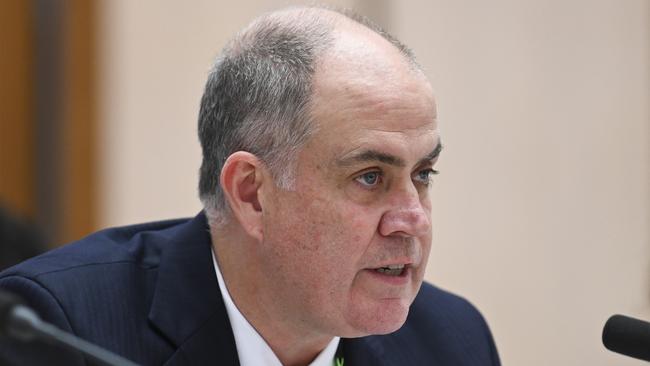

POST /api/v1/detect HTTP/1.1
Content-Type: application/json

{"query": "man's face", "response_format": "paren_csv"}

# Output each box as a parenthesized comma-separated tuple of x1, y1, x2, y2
(258, 31, 439, 338)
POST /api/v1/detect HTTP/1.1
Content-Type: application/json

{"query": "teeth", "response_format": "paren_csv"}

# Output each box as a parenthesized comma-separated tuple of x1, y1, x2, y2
(375, 264, 406, 276)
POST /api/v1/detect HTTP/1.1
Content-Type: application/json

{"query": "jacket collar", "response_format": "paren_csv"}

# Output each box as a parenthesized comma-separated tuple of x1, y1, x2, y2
(148, 212, 239, 365)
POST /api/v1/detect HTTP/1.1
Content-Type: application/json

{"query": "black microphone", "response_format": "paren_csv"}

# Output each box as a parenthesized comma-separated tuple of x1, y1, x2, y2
(602, 314, 650, 362)
(0, 290, 140, 366)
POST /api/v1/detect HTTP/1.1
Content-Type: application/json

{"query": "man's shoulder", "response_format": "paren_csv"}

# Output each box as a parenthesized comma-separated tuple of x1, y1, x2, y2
(0, 215, 207, 366)
(0, 216, 191, 280)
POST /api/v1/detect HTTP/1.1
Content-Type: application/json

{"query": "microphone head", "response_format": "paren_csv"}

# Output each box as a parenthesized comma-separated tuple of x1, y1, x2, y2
(0, 290, 24, 335)
(603, 314, 650, 362)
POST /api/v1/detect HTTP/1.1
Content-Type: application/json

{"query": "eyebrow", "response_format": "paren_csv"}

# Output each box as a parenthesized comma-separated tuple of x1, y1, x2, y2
(336, 141, 443, 168)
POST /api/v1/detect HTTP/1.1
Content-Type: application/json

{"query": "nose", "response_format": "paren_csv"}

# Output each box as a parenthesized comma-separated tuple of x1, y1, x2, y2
(378, 185, 431, 238)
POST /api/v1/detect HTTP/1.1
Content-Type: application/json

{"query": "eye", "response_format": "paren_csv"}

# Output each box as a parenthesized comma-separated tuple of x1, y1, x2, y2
(413, 168, 439, 185)
(355, 171, 382, 187)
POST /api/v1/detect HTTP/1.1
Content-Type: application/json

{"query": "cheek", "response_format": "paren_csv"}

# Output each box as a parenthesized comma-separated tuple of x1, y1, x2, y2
(309, 193, 381, 249)
(340, 203, 380, 246)
(266, 192, 378, 280)
(303, 197, 368, 261)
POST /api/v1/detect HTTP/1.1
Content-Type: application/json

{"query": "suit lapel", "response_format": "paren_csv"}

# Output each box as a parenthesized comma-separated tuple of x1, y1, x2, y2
(148, 212, 240, 366)
(340, 335, 408, 366)
(339, 337, 385, 366)
(161, 310, 239, 366)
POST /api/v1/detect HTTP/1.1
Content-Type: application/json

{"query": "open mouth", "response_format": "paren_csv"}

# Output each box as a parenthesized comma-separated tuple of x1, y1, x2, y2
(374, 264, 406, 276)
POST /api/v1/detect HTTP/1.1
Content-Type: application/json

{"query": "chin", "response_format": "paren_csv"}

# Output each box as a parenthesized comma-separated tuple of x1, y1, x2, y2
(344, 298, 411, 337)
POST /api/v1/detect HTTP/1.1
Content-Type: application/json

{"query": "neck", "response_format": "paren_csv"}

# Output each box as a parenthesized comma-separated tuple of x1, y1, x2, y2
(211, 225, 334, 366)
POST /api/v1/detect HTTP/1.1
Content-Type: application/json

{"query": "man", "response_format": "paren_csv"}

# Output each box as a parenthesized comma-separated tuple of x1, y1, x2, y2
(0, 6, 500, 366)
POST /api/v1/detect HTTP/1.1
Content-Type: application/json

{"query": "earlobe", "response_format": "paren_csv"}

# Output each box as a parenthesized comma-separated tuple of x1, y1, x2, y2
(220, 152, 264, 241)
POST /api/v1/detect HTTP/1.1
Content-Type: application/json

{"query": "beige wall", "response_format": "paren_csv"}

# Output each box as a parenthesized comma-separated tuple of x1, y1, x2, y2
(390, 1, 650, 365)
(97, 1, 650, 365)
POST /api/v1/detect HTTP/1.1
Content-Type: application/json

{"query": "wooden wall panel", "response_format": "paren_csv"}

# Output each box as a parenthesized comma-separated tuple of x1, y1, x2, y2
(0, 1, 35, 219)
(0, 0, 96, 246)
(60, 0, 96, 243)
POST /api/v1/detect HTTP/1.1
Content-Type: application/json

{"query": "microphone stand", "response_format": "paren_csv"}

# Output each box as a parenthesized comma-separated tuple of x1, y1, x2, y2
(5, 305, 140, 366)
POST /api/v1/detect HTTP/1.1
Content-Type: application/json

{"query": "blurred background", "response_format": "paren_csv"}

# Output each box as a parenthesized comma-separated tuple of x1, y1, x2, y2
(0, 0, 648, 364)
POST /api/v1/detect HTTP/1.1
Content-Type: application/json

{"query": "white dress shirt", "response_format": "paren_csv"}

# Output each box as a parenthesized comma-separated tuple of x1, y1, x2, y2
(212, 250, 341, 366)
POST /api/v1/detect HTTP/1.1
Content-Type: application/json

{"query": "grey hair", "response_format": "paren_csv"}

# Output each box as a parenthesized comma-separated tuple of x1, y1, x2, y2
(197, 6, 418, 224)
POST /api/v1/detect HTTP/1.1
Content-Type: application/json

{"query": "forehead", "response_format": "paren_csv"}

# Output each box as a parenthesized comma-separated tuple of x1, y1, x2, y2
(305, 27, 438, 163)
(311, 73, 436, 133)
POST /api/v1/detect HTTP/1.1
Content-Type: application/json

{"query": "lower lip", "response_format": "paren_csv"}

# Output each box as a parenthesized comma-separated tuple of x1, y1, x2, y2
(364, 267, 412, 285)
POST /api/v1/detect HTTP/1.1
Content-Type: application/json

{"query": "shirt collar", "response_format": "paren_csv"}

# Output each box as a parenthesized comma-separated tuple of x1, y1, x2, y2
(212, 249, 340, 366)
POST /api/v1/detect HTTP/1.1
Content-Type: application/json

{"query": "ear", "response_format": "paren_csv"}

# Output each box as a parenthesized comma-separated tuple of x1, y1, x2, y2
(220, 151, 265, 242)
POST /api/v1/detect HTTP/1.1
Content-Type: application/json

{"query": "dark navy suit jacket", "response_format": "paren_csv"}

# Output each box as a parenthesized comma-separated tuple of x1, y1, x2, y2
(0, 212, 500, 365)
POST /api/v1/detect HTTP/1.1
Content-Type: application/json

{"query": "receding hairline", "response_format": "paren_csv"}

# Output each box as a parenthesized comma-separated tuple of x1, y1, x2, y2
(247, 6, 370, 29)
(254, 5, 429, 96)
(242, 5, 418, 65)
